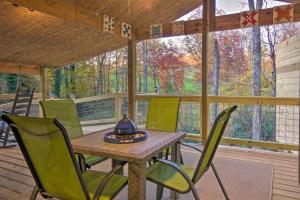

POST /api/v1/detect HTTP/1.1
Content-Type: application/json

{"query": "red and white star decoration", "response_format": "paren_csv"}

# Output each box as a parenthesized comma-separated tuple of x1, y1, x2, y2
(240, 11, 258, 28)
(273, 5, 294, 24)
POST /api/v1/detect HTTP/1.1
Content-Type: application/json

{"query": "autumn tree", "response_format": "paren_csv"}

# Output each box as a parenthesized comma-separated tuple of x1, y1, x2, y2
(151, 40, 186, 94)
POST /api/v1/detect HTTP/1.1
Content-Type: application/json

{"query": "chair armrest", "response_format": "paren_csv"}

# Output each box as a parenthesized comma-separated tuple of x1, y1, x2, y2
(92, 161, 127, 200)
(75, 153, 86, 171)
(75, 152, 84, 157)
(179, 142, 203, 153)
(154, 159, 194, 187)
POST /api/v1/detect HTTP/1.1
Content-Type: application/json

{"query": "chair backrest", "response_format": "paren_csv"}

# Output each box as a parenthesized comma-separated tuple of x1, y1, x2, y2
(40, 99, 83, 139)
(11, 87, 35, 116)
(192, 105, 237, 183)
(145, 97, 180, 132)
(1, 115, 90, 200)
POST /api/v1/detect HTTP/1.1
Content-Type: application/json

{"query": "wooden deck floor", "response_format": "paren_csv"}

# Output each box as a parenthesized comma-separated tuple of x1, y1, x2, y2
(0, 146, 298, 200)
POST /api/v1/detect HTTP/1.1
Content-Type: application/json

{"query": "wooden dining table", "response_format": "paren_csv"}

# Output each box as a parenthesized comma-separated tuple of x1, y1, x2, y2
(71, 128, 186, 200)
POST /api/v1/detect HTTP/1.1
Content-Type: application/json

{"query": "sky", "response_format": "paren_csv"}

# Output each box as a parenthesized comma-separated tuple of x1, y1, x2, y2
(217, 0, 286, 14)
(179, 0, 287, 20)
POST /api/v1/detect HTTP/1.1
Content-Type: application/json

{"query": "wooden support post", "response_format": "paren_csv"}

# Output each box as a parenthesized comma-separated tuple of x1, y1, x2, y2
(209, 0, 216, 32)
(201, 0, 216, 143)
(128, 39, 137, 121)
(39, 66, 46, 117)
(39, 66, 46, 101)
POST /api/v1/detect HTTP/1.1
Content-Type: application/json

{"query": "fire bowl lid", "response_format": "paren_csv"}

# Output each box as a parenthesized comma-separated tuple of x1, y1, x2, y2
(104, 130, 147, 144)
(114, 114, 137, 135)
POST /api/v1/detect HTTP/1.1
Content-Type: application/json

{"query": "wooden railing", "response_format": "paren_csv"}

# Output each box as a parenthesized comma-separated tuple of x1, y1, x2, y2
(0, 92, 298, 151)
(0, 93, 42, 110)
(136, 94, 299, 151)
(73, 93, 299, 151)
(74, 93, 127, 125)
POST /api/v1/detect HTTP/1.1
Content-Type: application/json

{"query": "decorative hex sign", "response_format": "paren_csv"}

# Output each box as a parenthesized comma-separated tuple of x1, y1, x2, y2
(103, 15, 114, 33)
(172, 21, 185, 36)
(121, 22, 131, 39)
(240, 11, 258, 28)
(273, 5, 294, 24)
(150, 24, 163, 39)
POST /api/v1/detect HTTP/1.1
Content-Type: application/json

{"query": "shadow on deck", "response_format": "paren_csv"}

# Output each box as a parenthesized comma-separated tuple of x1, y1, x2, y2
(0, 125, 298, 200)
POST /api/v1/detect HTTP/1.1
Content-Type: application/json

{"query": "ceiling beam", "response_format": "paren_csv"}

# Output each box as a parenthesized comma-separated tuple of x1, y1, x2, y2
(5, 0, 131, 39)
(136, 3, 300, 40)
(0, 62, 40, 75)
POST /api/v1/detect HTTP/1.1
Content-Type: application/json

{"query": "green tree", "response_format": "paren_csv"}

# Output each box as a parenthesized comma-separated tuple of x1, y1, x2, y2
(19, 75, 39, 91)
(54, 68, 62, 97)
(6, 74, 17, 93)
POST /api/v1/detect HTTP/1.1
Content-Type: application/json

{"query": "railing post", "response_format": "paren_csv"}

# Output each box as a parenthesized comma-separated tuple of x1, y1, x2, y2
(115, 93, 122, 122)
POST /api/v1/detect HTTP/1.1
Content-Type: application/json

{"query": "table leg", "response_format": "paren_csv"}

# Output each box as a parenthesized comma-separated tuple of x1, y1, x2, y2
(111, 159, 124, 175)
(128, 161, 146, 200)
(154, 151, 165, 200)
(171, 142, 180, 200)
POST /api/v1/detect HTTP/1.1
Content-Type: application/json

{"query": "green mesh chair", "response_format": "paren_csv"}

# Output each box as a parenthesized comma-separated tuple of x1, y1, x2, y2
(146, 97, 180, 132)
(146, 105, 237, 200)
(146, 97, 181, 160)
(1, 115, 127, 200)
(40, 99, 106, 169)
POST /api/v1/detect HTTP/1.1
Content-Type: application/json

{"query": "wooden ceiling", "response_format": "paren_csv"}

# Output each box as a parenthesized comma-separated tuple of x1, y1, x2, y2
(0, 0, 201, 67)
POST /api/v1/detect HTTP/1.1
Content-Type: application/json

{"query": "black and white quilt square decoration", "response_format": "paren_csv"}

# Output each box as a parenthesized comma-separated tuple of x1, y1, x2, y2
(103, 15, 114, 33)
(150, 24, 162, 39)
(121, 22, 131, 39)
(172, 21, 184, 36)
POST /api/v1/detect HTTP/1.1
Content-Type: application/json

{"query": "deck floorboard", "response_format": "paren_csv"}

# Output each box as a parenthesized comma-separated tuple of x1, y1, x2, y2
(0, 146, 298, 200)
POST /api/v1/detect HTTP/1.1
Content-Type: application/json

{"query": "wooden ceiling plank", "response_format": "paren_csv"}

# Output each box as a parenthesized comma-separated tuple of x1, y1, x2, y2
(0, 0, 200, 66)
(5, 0, 125, 39)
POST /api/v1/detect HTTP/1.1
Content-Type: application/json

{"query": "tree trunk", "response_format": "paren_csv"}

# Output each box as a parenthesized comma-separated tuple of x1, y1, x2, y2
(96, 55, 106, 95)
(138, 72, 142, 93)
(265, 26, 277, 142)
(172, 67, 177, 93)
(212, 39, 220, 125)
(64, 66, 69, 97)
(69, 64, 76, 97)
(103, 55, 107, 94)
(121, 49, 126, 92)
(107, 52, 111, 94)
(115, 51, 119, 93)
(142, 41, 148, 93)
(153, 66, 159, 93)
(266, 26, 277, 97)
(126, 48, 128, 92)
(249, 0, 262, 141)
